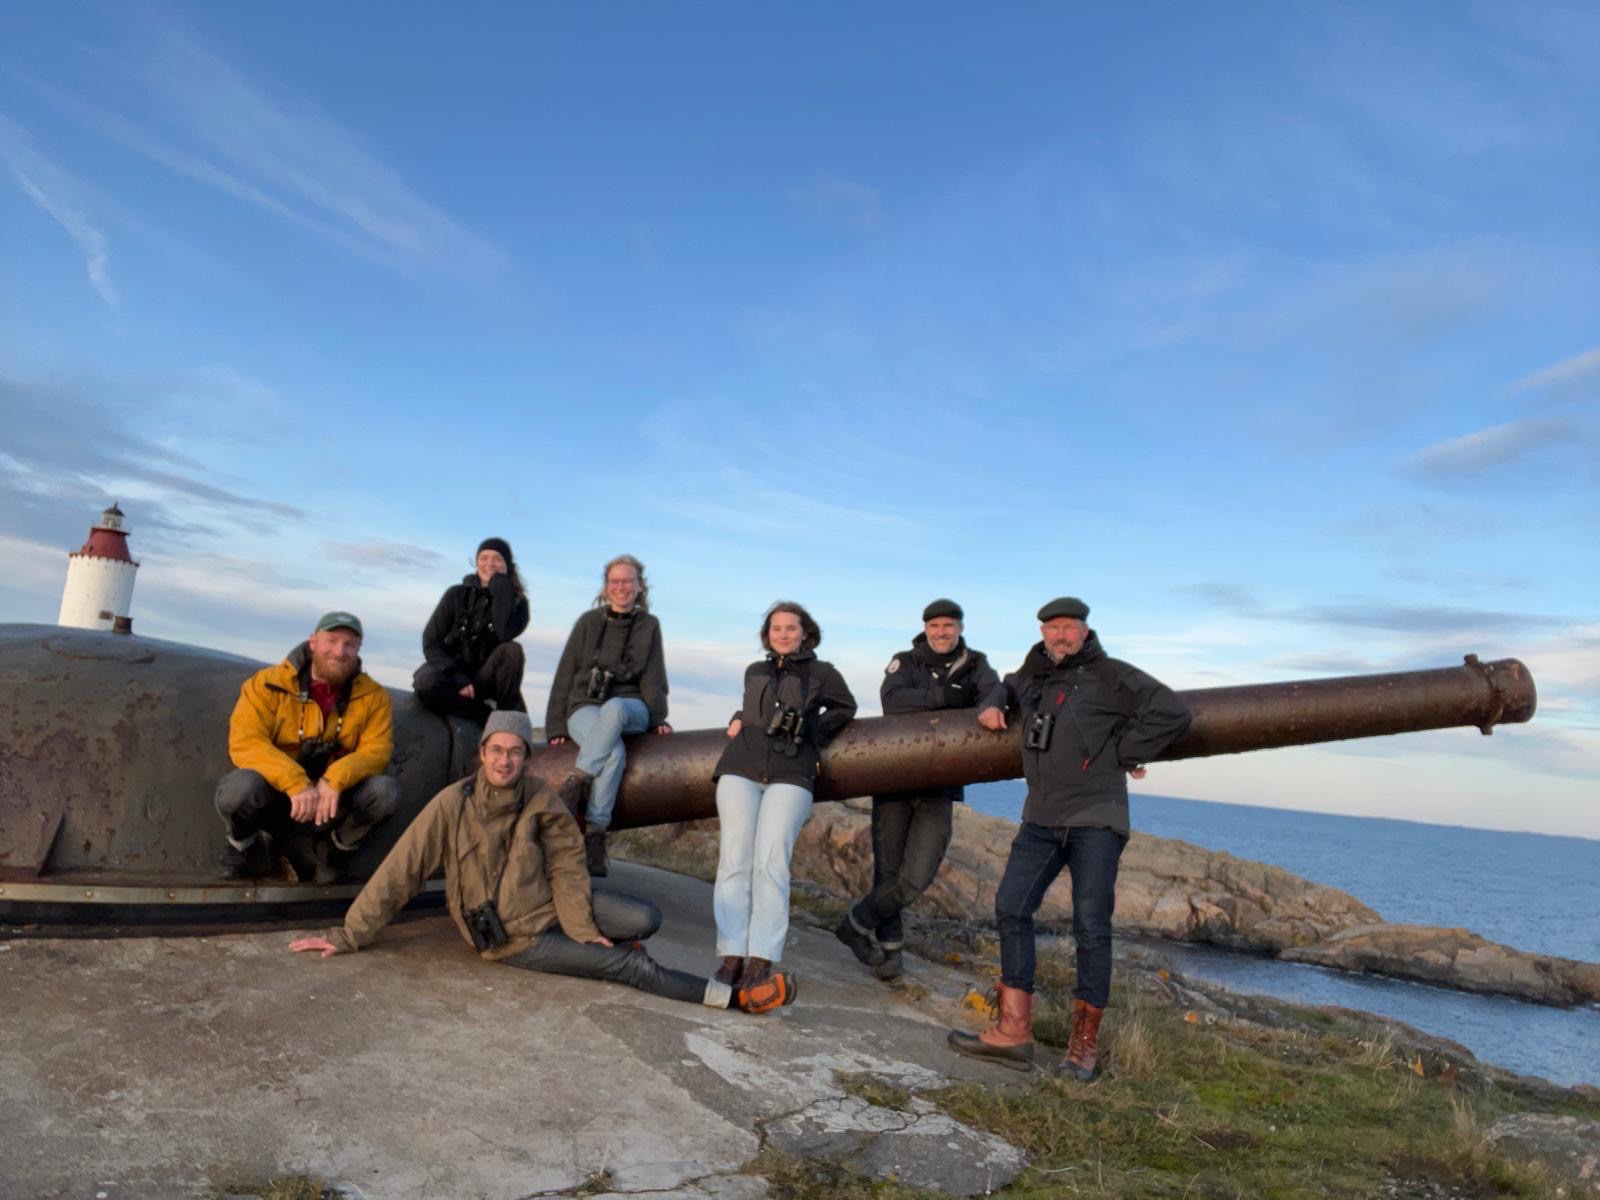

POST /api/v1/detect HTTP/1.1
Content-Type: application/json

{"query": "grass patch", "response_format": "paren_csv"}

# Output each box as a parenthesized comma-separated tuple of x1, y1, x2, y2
(746, 1147, 942, 1199)
(836, 1070, 913, 1110)
(926, 948, 1567, 1198)
(205, 1173, 332, 1200)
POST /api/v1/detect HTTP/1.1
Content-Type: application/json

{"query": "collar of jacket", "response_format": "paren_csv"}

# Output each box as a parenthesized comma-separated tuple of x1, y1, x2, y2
(1025, 630, 1106, 674)
(910, 633, 968, 668)
(766, 648, 816, 670)
(265, 641, 378, 700)
(472, 767, 534, 818)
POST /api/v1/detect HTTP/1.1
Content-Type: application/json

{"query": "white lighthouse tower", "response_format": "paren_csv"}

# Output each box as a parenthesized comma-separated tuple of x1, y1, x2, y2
(58, 503, 141, 633)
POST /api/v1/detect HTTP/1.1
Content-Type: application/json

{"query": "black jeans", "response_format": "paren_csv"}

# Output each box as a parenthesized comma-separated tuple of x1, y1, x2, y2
(413, 642, 527, 725)
(994, 822, 1126, 1008)
(851, 795, 954, 947)
(501, 888, 709, 1004)
(214, 768, 400, 846)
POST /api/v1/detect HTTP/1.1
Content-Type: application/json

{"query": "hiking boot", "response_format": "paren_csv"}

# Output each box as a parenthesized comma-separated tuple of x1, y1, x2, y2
(584, 830, 609, 877)
(1054, 998, 1106, 1082)
(737, 960, 799, 1014)
(218, 836, 272, 880)
(834, 912, 887, 968)
(283, 833, 337, 885)
(557, 772, 592, 832)
(947, 983, 1034, 1071)
(874, 947, 905, 982)
(713, 956, 745, 988)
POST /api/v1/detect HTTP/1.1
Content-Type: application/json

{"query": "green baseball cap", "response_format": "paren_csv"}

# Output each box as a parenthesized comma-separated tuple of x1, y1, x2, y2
(315, 611, 364, 637)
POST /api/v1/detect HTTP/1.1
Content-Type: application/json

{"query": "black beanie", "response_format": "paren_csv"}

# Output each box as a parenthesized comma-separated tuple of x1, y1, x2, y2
(477, 537, 514, 565)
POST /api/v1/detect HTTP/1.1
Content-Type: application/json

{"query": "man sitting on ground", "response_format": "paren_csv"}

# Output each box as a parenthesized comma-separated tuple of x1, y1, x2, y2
(216, 611, 399, 883)
(289, 712, 795, 1016)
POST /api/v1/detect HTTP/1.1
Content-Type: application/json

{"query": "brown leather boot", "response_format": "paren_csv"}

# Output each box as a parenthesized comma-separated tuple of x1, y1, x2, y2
(584, 829, 608, 877)
(1055, 998, 1106, 1081)
(557, 772, 592, 832)
(713, 956, 744, 987)
(947, 983, 1034, 1070)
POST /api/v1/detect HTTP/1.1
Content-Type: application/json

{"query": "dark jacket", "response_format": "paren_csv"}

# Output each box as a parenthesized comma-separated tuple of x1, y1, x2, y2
(714, 650, 857, 791)
(420, 574, 530, 687)
(545, 607, 669, 737)
(982, 631, 1191, 834)
(879, 634, 1000, 803)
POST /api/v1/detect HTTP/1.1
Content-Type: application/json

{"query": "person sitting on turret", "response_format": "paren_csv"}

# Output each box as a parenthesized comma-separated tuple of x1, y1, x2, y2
(545, 555, 671, 877)
(216, 611, 400, 883)
(413, 537, 531, 726)
(288, 711, 795, 1015)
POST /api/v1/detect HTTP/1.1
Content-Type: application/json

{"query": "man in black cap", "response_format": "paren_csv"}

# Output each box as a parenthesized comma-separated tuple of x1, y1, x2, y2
(948, 596, 1191, 1081)
(414, 537, 530, 726)
(834, 598, 998, 981)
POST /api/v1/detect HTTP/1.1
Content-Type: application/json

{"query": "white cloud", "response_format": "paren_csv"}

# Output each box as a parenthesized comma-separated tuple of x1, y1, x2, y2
(1402, 417, 1575, 478)
(0, 114, 117, 306)
(1509, 346, 1600, 396)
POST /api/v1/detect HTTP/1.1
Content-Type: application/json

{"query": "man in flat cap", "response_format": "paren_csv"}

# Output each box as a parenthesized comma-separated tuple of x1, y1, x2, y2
(948, 596, 1190, 1080)
(217, 611, 399, 883)
(834, 598, 998, 981)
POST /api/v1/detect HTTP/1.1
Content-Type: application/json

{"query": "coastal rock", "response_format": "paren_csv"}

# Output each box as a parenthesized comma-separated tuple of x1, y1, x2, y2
(1484, 1113, 1600, 1196)
(1282, 925, 1600, 1007)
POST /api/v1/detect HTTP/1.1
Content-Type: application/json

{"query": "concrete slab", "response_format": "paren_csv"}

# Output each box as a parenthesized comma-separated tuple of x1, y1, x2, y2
(0, 863, 1023, 1200)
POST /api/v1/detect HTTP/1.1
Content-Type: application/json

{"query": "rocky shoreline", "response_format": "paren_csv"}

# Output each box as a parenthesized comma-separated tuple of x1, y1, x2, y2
(616, 799, 1600, 1009)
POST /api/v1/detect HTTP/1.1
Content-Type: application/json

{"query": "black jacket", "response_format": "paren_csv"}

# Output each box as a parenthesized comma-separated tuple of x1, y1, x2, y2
(713, 650, 857, 791)
(545, 607, 669, 737)
(982, 631, 1191, 833)
(420, 574, 530, 687)
(879, 634, 1000, 803)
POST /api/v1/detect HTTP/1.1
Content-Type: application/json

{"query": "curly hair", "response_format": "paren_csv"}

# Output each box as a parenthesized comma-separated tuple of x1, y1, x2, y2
(759, 600, 821, 652)
(592, 554, 650, 612)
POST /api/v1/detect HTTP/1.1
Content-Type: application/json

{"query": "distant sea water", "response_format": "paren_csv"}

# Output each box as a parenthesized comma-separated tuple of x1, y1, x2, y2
(965, 783, 1600, 1087)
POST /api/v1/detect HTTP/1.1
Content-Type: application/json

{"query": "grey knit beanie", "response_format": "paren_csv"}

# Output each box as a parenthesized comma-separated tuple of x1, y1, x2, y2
(480, 710, 535, 750)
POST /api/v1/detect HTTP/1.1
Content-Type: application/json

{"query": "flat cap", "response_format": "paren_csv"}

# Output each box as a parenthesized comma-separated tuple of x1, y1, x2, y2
(480, 710, 535, 749)
(922, 598, 964, 622)
(315, 610, 364, 637)
(1037, 596, 1090, 622)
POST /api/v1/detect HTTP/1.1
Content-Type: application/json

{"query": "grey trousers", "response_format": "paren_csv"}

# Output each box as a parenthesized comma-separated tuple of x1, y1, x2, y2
(501, 889, 710, 1004)
(214, 767, 400, 847)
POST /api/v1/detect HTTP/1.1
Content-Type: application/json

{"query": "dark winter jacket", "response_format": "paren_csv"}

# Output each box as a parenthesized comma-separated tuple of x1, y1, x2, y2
(420, 574, 530, 688)
(545, 608, 669, 737)
(713, 650, 857, 791)
(982, 631, 1191, 833)
(879, 635, 1000, 803)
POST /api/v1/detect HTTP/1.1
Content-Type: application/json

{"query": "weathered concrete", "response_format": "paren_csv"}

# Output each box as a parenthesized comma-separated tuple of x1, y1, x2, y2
(1485, 1113, 1600, 1196)
(0, 862, 1023, 1200)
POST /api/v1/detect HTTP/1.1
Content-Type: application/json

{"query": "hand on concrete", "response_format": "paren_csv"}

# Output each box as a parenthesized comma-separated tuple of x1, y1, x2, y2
(548, 735, 568, 746)
(289, 786, 320, 823)
(727, 719, 742, 739)
(289, 936, 339, 958)
(978, 707, 1007, 732)
(458, 682, 476, 700)
(314, 778, 341, 826)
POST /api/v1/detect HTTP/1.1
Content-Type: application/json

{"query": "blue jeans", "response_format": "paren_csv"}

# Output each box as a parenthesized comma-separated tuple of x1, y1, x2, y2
(565, 697, 650, 829)
(713, 775, 813, 962)
(994, 822, 1126, 1008)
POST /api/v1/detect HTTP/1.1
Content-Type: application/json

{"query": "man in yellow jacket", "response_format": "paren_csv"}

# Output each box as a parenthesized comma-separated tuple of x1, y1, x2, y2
(216, 611, 399, 882)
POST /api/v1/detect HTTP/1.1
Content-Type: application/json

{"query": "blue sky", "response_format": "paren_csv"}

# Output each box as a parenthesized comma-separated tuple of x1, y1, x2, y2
(3, 2, 1596, 836)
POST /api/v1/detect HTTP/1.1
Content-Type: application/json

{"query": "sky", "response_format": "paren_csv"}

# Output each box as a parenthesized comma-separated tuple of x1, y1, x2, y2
(2, 2, 1596, 837)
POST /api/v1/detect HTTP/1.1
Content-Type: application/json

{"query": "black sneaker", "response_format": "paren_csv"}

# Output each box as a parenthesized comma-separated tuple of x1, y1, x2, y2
(834, 914, 887, 967)
(584, 830, 609, 877)
(218, 837, 272, 880)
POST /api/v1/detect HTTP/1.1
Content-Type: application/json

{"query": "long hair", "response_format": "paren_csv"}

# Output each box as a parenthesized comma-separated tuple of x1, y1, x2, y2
(592, 554, 650, 612)
(478, 540, 526, 597)
(759, 600, 821, 652)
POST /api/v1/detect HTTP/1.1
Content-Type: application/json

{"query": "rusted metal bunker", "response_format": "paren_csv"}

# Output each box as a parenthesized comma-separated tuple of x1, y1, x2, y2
(0, 623, 1536, 926)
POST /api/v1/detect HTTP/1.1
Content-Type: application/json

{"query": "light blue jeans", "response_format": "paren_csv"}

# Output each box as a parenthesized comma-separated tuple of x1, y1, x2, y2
(566, 697, 650, 830)
(713, 774, 814, 962)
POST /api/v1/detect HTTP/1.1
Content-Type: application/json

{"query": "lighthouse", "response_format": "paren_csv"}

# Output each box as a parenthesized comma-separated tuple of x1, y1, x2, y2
(58, 503, 141, 633)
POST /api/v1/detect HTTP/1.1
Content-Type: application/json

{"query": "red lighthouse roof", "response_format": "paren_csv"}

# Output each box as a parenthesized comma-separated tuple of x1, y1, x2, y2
(74, 504, 137, 564)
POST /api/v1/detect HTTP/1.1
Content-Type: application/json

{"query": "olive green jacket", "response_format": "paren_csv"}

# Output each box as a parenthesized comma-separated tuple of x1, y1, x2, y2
(326, 769, 601, 957)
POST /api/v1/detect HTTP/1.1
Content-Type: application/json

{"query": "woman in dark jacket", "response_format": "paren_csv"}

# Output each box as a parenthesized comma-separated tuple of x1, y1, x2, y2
(413, 538, 530, 725)
(711, 601, 856, 1003)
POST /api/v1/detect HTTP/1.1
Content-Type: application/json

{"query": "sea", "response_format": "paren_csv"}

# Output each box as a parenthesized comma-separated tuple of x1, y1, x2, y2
(965, 783, 1600, 1088)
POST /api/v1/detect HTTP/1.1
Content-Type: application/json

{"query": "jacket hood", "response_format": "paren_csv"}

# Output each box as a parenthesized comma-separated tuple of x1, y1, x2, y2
(910, 633, 968, 665)
(765, 648, 817, 668)
(1024, 629, 1105, 672)
(280, 640, 371, 693)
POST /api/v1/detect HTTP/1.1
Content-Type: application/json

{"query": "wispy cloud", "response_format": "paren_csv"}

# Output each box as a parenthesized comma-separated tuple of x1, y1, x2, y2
(1402, 417, 1576, 479)
(789, 174, 884, 231)
(1510, 346, 1600, 400)
(28, 21, 504, 281)
(323, 538, 446, 573)
(0, 113, 117, 306)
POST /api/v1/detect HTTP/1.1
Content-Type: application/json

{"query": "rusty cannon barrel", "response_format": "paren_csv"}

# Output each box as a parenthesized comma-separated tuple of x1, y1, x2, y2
(0, 623, 1534, 924)
(537, 654, 1537, 829)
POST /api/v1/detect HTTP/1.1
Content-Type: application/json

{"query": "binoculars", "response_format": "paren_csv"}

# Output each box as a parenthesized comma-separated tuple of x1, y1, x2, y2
(296, 738, 336, 783)
(1024, 712, 1055, 752)
(585, 667, 615, 702)
(464, 899, 509, 952)
(765, 704, 802, 739)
